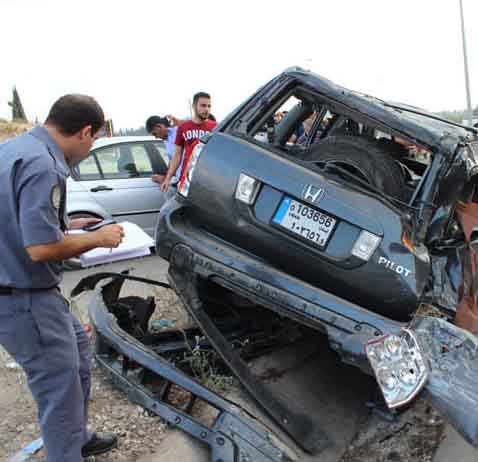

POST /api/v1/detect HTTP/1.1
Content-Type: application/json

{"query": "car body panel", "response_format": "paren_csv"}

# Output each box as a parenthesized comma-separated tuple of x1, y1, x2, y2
(72, 176, 165, 234)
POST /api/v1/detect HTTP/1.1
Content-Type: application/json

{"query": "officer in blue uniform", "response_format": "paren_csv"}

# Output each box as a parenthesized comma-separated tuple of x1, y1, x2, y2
(0, 95, 125, 462)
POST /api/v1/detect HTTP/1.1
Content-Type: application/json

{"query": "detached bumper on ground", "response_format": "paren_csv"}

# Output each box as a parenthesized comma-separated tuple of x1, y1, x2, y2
(83, 273, 295, 462)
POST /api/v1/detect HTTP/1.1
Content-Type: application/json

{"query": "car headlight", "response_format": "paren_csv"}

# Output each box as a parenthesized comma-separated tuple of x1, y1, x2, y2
(366, 329, 428, 408)
(178, 143, 204, 197)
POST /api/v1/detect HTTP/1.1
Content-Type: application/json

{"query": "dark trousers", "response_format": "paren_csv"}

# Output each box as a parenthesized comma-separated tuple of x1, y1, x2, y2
(0, 288, 91, 462)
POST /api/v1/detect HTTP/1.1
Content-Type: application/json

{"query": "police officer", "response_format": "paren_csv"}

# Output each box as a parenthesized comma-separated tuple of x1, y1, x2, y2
(0, 95, 125, 462)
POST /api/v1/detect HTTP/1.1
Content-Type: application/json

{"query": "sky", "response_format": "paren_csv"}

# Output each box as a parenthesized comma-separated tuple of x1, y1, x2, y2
(1, 0, 477, 129)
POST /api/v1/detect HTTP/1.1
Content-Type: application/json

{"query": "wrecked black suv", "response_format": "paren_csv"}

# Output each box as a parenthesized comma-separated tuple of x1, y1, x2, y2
(162, 67, 478, 322)
(79, 68, 478, 461)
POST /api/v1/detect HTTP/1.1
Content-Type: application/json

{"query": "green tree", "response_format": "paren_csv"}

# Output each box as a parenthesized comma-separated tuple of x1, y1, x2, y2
(8, 87, 27, 121)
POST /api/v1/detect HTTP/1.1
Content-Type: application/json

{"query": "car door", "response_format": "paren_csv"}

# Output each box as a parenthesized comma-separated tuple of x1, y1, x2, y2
(81, 141, 166, 235)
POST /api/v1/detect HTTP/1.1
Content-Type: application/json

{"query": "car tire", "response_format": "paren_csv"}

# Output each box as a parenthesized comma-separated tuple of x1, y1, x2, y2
(303, 136, 406, 200)
(64, 212, 103, 271)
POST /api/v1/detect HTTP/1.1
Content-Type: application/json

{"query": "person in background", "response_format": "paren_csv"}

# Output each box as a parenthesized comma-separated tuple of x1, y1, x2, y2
(145, 115, 175, 184)
(160, 92, 217, 193)
(296, 112, 319, 145)
(145, 115, 183, 161)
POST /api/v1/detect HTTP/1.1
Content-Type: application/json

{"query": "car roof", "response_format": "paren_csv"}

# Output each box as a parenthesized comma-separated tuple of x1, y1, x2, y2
(283, 67, 477, 150)
(92, 136, 156, 150)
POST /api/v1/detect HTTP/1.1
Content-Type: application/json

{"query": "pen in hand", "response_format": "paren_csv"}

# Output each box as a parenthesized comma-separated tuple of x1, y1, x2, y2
(89, 221, 124, 252)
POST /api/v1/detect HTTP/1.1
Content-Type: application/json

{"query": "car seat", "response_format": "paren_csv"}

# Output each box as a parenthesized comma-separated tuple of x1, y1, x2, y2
(117, 145, 139, 177)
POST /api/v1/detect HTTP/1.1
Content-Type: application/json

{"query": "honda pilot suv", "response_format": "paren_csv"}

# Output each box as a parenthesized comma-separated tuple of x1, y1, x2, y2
(157, 67, 478, 320)
(79, 68, 478, 458)
(153, 67, 478, 447)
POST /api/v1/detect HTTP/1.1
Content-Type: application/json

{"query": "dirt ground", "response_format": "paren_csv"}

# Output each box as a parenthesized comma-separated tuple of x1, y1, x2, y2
(340, 399, 445, 462)
(0, 347, 169, 462)
(0, 285, 179, 462)
(0, 286, 446, 462)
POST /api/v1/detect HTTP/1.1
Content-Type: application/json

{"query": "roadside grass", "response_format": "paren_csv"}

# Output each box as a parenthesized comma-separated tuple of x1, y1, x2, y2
(0, 120, 33, 142)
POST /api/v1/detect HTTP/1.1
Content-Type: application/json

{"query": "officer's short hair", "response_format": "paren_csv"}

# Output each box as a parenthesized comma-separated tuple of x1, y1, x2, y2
(45, 94, 105, 136)
(193, 92, 211, 105)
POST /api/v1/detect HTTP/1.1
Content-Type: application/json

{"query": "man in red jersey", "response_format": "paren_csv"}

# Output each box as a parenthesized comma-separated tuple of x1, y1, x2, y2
(160, 92, 216, 192)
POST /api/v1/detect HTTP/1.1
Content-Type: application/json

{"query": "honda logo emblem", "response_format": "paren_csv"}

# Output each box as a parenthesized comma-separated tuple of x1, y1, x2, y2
(302, 184, 324, 203)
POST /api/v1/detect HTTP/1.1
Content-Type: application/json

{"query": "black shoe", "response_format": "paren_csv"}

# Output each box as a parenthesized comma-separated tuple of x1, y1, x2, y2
(82, 433, 118, 457)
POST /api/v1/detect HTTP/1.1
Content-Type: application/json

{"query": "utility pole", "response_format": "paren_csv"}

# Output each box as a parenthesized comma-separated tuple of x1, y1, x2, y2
(459, 0, 473, 125)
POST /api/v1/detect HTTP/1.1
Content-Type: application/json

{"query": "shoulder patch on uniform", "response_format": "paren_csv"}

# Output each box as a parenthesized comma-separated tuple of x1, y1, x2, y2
(51, 184, 61, 209)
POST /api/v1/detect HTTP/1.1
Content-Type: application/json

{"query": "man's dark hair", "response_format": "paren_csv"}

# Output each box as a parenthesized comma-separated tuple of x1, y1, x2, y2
(145, 115, 169, 133)
(193, 92, 211, 105)
(45, 94, 104, 136)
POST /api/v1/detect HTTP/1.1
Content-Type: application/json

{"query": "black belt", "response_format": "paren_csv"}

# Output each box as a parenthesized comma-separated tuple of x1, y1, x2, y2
(0, 286, 13, 295)
(0, 286, 58, 295)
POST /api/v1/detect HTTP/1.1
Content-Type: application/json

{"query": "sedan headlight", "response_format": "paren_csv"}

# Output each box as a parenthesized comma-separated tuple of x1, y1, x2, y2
(366, 329, 429, 408)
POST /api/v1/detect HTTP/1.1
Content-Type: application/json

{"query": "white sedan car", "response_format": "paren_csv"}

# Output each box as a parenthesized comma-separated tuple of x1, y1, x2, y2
(67, 136, 169, 265)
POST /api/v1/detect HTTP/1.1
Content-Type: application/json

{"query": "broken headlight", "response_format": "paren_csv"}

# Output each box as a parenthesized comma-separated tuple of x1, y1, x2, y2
(178, 142, 204, 198)
(366, 329, 429, 408)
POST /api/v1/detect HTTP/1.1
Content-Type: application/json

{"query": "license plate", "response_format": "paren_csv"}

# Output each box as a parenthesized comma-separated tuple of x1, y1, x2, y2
(272, 197, 336, 248)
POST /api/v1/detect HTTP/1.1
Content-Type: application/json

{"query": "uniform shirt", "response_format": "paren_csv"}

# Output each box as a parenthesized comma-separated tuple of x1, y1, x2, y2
(175, 119, 216, 185)
(0, 126, 69, 289)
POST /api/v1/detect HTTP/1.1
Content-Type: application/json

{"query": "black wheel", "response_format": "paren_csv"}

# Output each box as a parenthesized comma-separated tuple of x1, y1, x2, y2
(64, 212, 103, 270)
(303, 136, 406, 200)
